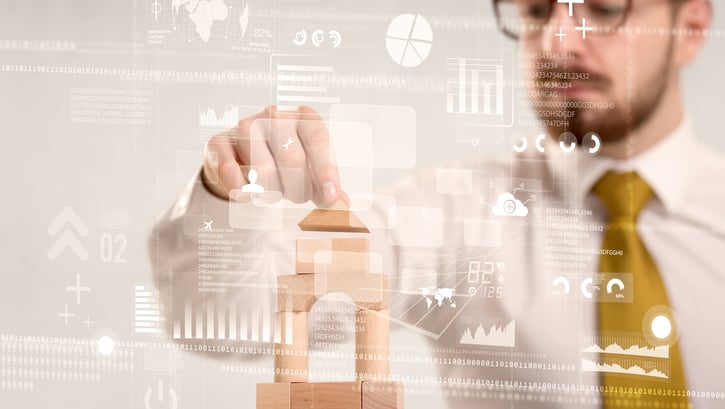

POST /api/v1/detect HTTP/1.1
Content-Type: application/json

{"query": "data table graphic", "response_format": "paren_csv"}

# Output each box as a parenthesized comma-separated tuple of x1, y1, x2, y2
(271, 55, 340, 113)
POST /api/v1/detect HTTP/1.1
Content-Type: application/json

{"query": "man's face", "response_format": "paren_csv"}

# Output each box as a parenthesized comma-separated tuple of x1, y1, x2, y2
(520, 1, 680, 143)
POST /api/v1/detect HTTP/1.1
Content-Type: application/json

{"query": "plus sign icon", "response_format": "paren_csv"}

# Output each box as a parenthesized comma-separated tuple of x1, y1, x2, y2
(557, 0, 585, 17)
(556, 0, 592, 41)
(503, 200, 517, 214)
(576, 17, 594, 39)
(492, 192, 529, 217)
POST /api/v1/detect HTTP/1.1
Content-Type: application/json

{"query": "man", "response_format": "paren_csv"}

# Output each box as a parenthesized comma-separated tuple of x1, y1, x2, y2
(150, 0, 724, 407)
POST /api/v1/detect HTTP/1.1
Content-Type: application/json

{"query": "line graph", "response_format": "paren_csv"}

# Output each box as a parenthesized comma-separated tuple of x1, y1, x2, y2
(460, 318, 515, 348)
(199, 106, 239, 128)
(583, 334, 669, 358)
(582, 357, 669, 379)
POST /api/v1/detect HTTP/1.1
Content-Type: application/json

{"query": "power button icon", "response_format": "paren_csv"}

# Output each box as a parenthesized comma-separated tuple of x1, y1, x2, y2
(144, 379, 178, 409)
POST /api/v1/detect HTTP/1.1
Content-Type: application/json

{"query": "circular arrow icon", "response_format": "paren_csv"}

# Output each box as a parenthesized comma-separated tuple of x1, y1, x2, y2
(583, 132, 602, 155)
(513, 136, 527, 153)
(293, 29, 307, 46)
(328, 30, 342, 48)
(559, 132, 577, 153)
(580, 277, 594, 299)
(535, 134, 546, 153)
(552, 276, 570, 294)
(311, 29, 325, 47)
(606, 278, 625, 294)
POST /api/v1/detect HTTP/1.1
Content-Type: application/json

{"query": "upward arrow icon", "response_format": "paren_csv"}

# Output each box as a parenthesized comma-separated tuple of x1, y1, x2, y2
(48, 207, 89, 261)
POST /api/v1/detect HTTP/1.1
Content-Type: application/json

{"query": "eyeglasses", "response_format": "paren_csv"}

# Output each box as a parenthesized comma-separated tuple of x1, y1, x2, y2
(494, 0, 632, 40)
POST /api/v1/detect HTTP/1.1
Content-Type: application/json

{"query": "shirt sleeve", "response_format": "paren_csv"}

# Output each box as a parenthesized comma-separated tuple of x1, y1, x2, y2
(148, 170, 291, 346)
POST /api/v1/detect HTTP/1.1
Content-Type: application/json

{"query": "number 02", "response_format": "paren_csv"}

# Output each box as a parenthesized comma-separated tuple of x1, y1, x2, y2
(100, 233, 127, 263)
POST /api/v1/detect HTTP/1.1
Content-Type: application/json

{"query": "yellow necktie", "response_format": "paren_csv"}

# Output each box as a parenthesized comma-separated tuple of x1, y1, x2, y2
(594, 171, 688, 408)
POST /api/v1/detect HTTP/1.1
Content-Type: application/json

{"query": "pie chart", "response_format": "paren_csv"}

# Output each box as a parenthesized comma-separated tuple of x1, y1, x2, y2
(386, 14, 433, 68)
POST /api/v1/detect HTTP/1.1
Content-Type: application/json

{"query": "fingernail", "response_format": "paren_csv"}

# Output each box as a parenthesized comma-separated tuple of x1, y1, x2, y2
(322, 182, 337, 204)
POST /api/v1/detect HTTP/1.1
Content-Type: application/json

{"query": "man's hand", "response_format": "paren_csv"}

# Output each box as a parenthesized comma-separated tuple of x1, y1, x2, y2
(202, 105, 347, 205)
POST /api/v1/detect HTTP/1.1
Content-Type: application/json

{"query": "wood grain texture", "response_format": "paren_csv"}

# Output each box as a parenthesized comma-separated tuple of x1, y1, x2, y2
(298, 200, 369, 233)
(256, 383, 292, 409)
(256, 382, 403, 409)
(277, 274, 317, 312)
(277, 274, 387, 312)
(355, 309, 390, 380)
(296, 237, 370, 274)
(291, 382, 363, 409)
(362, 382, 404, 409)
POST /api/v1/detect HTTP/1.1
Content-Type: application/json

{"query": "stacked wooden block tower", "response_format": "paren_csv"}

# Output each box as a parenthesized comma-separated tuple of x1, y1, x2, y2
(256, 201, 404, 409)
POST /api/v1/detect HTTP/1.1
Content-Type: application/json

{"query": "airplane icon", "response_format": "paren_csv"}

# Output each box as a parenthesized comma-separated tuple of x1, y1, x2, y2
(283, 137, 294, 151)
(203, 221, 213, 231)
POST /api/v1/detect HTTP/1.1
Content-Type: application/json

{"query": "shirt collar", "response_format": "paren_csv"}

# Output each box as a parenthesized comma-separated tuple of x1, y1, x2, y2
(546, 118, 698, 214)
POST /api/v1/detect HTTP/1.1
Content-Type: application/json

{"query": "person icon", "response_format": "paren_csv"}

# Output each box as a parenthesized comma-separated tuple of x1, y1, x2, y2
(241, 168, 265, 193)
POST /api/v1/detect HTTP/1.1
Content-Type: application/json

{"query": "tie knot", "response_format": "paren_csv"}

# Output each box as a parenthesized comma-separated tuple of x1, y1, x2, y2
(593, 171, 653, 222)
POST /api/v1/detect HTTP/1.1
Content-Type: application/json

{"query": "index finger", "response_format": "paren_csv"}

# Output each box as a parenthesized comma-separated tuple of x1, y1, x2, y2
(295, 106, 344, 206)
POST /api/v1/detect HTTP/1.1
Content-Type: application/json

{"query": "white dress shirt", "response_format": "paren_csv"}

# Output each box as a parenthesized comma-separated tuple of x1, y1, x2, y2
(547, 118, 725, 400)
(150, 118, 725, 408)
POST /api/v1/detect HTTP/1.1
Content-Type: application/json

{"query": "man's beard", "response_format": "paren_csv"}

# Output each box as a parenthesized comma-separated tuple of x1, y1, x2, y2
(536, 42, 674, 145)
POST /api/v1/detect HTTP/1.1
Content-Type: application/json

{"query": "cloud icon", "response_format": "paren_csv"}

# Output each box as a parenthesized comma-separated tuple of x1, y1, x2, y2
(492, 192, 528, 217)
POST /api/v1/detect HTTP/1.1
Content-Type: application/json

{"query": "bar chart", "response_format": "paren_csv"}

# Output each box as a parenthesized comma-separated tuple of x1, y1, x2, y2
(171, 299, 301, 344)
(447, 58, 505, 116)
(134, 284, 164, 335)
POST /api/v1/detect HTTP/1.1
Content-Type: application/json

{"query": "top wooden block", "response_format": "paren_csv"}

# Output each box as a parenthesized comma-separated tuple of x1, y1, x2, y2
(298, 200, 369, 233)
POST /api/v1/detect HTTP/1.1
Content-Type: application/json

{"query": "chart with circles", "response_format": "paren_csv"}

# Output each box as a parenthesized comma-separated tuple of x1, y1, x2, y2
(385, 14, 433, 68)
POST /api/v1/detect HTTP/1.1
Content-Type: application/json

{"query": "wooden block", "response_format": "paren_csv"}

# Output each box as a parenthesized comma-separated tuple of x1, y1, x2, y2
(362, 381, 404, 409)
(298, 200, 369, 233)
(291, 382, 363, 409)
(274, 312, 308, 383)
(278, 274, 388, 312)
(256, 382, 403, 409)
(277, 274, 316, 312)
(257, 383, 292, 409)
(296, 237, 370, 274)
(314, 274, 387, 310)
(355, 309, 390, 380)
(289, 383, 312, 409)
